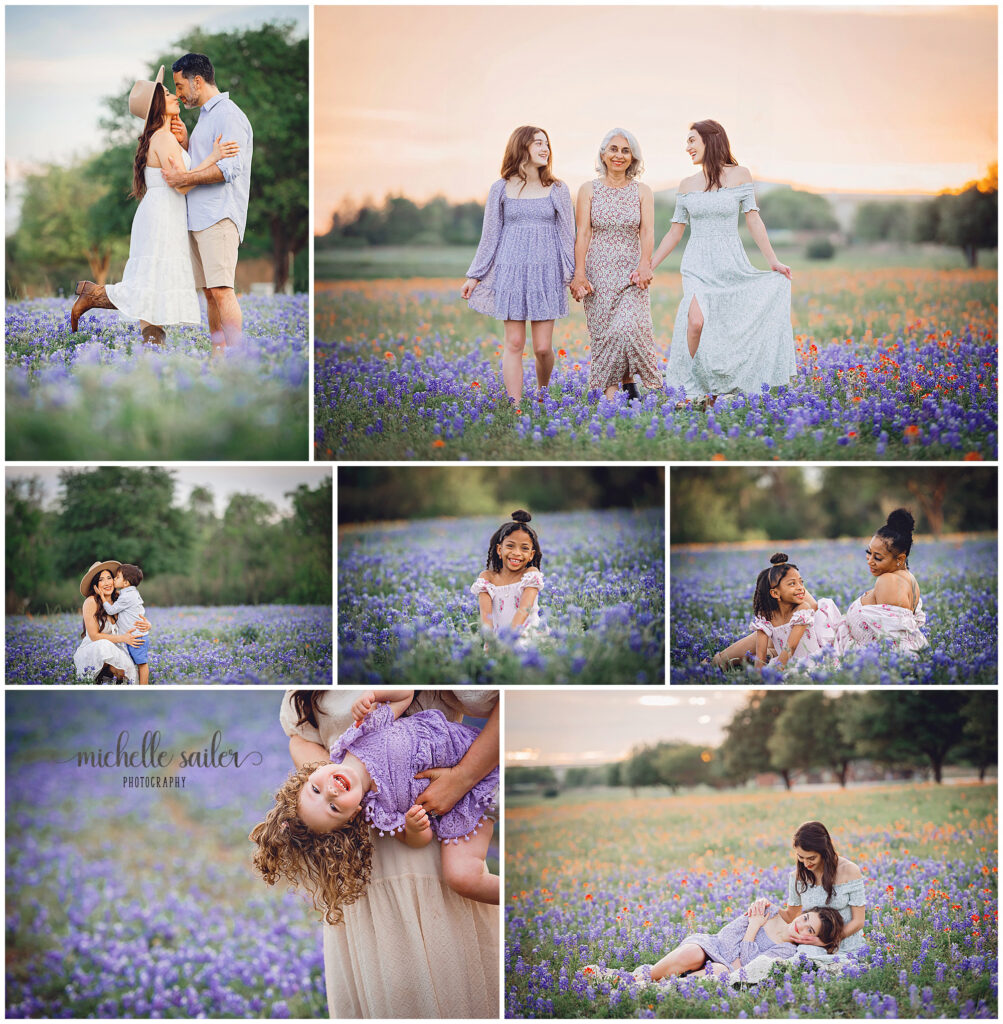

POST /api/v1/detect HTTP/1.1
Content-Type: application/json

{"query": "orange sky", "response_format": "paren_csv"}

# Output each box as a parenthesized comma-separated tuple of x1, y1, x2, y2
(315, 4, 996, 231)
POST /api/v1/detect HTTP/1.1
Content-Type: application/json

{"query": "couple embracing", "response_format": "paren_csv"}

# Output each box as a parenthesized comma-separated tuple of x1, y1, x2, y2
(71, 53, 252, 354)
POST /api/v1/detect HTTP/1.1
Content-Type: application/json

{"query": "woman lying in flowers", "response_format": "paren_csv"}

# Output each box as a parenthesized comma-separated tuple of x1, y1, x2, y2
(745, 820, 866, 961)
(833, 507, 928, 656)
(629, 903, 844, 983)
(712, 553, 840, 671)
(471, 510, 548, 648)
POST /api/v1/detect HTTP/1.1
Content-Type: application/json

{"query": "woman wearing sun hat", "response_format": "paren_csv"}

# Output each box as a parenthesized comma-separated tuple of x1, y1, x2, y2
(72, 560, 150, 684)
(70, 66, 240, 345)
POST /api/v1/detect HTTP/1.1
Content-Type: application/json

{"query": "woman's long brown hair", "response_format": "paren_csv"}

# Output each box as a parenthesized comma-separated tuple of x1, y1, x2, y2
(691, 119, 738, 192)
(81, 575, 116, 637)
(500, 126, 557, 191)
(131, 85, 167, 201)
(793, 821, 839, 903)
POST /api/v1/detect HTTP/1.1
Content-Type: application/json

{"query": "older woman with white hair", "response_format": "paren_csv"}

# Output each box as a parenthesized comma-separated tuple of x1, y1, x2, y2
(570, 128, 663, 401)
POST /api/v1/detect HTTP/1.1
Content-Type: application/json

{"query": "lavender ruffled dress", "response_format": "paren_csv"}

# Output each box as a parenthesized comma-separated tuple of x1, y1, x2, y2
(680, 905, 803, 968)
(466, 179, 575, 321)
(330, 702, 498, 843)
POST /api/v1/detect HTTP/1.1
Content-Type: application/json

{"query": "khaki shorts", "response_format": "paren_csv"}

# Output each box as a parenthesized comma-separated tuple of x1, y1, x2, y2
(189, 218, 240, 289)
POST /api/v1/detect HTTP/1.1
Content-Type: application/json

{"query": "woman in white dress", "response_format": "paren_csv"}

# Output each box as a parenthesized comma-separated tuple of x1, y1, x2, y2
(649, 119, 795, 406)
(833, 508, 928, 656)
(278, 689, 499, 1018)
(72, 560, 149, 683)
(70, 66, 238, 344)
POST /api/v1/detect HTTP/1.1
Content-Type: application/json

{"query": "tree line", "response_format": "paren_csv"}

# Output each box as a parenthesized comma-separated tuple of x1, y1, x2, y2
(670, 467, 996, 544)
(6, 23, 307, 298)
(317, 168, 998, 267)
(507, 691, 996, 795)
(340, 466, 664, 522)
(6, 468, 332, 613)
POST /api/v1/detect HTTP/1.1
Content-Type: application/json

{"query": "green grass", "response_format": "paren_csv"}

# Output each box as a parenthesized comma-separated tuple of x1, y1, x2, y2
(507, 783, 998, 1018)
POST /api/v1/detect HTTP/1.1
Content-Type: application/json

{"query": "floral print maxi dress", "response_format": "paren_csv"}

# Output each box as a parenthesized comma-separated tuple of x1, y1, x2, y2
(584, 179, 663, 391)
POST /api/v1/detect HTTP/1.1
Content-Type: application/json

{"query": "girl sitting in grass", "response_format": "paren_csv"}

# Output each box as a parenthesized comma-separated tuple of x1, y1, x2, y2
(712, 553, 841, 671)
(470, 510, 547, 648)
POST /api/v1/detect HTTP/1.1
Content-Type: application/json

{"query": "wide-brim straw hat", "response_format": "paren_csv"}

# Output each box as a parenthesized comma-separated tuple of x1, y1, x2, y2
(128, 65, 165, 123)
(79, 560, 122, 598)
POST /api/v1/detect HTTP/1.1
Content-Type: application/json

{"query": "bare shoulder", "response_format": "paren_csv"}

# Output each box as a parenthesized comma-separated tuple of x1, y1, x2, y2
(577, 180, 594, 201)
(636, 181, 654, 200)
(82, 595, 98, 613)
(725, 165, 754, 186)
(679, 173, 701, 193)
(478, 569, 494, 581)
(873, 572, 907, 602)
(836, 858, 862, 882)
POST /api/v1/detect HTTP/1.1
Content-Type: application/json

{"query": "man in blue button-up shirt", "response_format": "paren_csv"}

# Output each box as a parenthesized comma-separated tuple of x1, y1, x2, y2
(162, 53, 253, 353)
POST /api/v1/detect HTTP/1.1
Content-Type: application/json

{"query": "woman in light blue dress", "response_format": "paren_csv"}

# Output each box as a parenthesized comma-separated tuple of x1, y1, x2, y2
(649, 119, 795, 405)
(746, 820, 866, 962)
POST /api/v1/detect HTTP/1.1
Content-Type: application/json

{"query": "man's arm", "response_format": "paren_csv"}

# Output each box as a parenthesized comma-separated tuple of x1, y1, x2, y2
(161, 158, 225, 190)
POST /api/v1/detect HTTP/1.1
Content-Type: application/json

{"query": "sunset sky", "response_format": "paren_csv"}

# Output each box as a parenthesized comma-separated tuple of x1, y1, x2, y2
(316, 4, 996, 231)
(505, 691, 751, 767)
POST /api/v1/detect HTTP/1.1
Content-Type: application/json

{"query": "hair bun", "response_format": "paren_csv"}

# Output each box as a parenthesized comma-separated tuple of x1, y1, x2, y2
(886, 508, 914, 536)
(770, 552, 789, 565)
(511, 509, 532, 523)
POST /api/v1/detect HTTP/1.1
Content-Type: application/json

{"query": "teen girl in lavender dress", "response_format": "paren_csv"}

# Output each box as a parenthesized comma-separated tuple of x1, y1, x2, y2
(462, 126, 576, 405)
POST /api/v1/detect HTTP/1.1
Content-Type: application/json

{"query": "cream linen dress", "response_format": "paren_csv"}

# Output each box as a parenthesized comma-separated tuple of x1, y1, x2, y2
(279, 689, 499, 1018)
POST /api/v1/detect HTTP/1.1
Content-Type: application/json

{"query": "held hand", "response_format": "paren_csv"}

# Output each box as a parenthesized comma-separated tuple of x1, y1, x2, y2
(404, 803, 432, 835)
(634, 263, 654, 290)
(211, 132, 240, 163)
(745, 898, 772, 917)
(747, 913, 768, 928)
(461, 278, 479, 299)
(413, 765, 466, 816)
(771, 261, 793, 280)
(161, 156, 185, 188)
(351, 691, 378, 726)
(170, 114, 189, 148)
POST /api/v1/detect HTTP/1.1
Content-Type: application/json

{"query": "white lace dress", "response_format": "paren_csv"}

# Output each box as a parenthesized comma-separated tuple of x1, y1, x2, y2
(280, 690, 499, 1019)
(751, 599, 841, 666)
(665, 183, 796, 398)
(833, 596, 928, 656)
(72, 616, 138, 683)
(469, 568, 546, 647)
(105, 150, 202, 326)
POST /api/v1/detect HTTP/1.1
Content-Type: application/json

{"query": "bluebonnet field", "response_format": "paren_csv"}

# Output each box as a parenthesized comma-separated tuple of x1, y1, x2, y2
(5, 606, 331, 685)
(315, 270, 996, 461)
(506, 784, 998, 1018)
(339, 508, 664, 685)
(670, 537, 997, 684)
(5, 691, 326, 1017)
(6, 295, 308, 459)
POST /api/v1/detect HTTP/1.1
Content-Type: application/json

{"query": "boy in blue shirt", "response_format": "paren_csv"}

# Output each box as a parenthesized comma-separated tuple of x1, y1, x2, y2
(103, 564, 150, 685)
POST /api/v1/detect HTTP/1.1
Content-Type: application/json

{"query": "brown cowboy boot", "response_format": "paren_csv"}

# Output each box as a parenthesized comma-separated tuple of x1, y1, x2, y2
(141, 325, 166, 345)
(70, 281, 117, 332)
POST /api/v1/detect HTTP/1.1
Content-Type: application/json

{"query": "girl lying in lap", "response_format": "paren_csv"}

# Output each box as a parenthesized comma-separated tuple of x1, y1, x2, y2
(638, 904, 843, 982)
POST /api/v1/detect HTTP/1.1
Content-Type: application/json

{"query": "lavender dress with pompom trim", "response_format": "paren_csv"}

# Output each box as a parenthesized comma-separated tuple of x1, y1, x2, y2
(330, 702, 498, 843)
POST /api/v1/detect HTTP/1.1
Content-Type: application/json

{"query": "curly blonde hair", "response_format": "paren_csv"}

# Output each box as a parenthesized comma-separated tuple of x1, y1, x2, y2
(249, 761, 374, 925)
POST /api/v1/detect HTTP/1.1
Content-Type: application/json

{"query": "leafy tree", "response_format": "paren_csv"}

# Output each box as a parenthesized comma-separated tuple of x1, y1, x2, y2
(623, 743, 662, 791)
(721, 691, 794, 788)
(6, 478, 55, 614)
(955, 692, 998, 781)
(914, 165, 997, 268)
(10, 161, 128, 291)
(853, 201, 913, 243)
(758, 188, 838, 231)
(842, 691, 968, 783)
(768, 692, 856, 786)
(56, 468, 193, 578)
(654, 743, 712, 791)
(100, 22, 307, 289)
